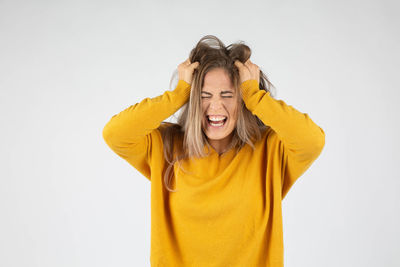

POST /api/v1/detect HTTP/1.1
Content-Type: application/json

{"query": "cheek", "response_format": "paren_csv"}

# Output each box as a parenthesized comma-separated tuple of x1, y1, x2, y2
(228, 102, 239, 117)
(201, 101, 207, 112)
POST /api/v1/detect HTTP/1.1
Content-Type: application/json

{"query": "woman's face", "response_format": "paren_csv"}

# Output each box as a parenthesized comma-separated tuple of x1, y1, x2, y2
(201, 68, 239, 143)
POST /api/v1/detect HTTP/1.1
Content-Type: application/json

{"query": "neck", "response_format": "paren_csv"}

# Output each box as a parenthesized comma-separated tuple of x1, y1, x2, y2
(208, 133, 234, 155)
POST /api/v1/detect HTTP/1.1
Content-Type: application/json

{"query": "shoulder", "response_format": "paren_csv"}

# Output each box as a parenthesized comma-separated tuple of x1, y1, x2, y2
(157, 122, 181, 136)
(240, 126, 278, 153)
(145, 122, 178, 146)
(158, 121, 175, 132)
(256, 126, 283, 152)
(256, 126, 278, 144)
(156, 122, 184, 150)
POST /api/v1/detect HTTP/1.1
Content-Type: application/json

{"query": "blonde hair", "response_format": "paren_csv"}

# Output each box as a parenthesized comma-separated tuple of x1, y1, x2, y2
(160, 35, 276, 192)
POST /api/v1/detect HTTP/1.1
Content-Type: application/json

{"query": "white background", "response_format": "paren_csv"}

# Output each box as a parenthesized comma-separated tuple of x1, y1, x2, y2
(1, 0, 399, 266)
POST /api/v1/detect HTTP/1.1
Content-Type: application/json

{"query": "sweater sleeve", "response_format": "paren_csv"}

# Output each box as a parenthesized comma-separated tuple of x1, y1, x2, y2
(102, 80, 191, 180)
(240, 79, 325, 199)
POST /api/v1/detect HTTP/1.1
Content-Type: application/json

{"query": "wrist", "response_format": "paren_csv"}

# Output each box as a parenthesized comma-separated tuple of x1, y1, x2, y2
(240, 79, 259, 100)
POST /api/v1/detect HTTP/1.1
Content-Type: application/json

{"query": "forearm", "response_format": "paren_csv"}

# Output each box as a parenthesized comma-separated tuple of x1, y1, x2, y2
(103, 80, 191, 146)
(240, 79, 325, 157)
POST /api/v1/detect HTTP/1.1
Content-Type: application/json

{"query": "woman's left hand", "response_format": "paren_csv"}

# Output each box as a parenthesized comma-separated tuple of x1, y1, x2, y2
(234, 59, 260, 85)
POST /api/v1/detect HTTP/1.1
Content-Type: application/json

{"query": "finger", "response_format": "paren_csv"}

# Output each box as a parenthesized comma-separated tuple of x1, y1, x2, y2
(234, 60, 243, 67)
(190, 61, 200, 69)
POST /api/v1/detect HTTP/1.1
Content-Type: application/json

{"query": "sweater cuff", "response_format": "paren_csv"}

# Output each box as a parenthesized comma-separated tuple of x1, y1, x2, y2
(240, 79, 260, 102)
(172, 79, 192, 102)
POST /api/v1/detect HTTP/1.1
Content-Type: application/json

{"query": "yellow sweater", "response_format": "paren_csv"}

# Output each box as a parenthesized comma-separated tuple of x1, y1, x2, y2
(102, 79, 325, 266)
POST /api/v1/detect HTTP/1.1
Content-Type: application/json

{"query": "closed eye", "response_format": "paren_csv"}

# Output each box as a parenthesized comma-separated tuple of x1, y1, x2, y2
(201, 96, 233, 99)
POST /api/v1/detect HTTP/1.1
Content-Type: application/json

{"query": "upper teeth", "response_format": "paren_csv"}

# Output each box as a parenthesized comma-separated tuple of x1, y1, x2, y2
(208, 115, 227, 121)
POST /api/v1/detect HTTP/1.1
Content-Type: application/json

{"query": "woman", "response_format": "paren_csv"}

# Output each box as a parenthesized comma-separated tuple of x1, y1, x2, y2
(103, 35, 325, 266)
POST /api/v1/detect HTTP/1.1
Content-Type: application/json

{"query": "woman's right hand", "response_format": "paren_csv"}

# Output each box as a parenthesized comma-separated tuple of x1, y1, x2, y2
(178, 58, 200, 85)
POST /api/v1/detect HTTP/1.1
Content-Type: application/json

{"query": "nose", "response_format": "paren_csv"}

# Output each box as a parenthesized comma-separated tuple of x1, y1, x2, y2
(208, 98, 225, 111)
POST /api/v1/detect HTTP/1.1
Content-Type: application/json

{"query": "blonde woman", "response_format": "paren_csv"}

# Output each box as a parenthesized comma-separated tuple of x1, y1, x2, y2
(102, 35, 325, 266)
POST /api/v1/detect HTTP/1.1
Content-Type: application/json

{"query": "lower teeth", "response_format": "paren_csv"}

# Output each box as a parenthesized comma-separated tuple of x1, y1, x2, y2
(210, 120, 225, 126)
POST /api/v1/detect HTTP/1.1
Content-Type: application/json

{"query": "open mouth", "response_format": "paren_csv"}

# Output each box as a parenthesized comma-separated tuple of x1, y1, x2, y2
(206, 115, 228, 128)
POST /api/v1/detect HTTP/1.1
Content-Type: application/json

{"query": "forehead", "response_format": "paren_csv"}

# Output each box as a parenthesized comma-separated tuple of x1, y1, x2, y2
(202, 68, 234, 92)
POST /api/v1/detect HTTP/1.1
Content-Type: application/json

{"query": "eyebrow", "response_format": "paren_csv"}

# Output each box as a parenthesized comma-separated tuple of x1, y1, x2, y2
(201, 90, 234, 95)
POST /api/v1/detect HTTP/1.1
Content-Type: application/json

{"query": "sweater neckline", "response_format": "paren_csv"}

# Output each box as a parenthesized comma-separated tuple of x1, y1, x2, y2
(203, 143, 237, 158)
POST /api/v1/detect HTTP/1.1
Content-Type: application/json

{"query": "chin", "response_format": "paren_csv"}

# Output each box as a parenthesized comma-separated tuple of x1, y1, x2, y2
(206, 134, 227, 141)
(202, 126, 235, 141)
